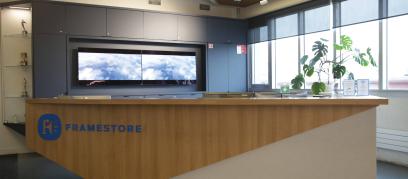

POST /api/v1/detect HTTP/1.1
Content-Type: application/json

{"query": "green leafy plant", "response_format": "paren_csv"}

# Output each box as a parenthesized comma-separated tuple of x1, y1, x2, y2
(311, 82, 326, 95)
(291, 35, 377, 95)
(291, 74, 305, 90)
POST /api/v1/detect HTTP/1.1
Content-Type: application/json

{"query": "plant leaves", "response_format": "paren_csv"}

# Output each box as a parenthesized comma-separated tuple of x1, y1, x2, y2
(341, 35, 353, 51)
(312, 41, 328, 57)
(303, 65, 315, 77)
(367, 48, 377, 67)
(309, 54, 322, 67)
(291, 74, 305, 90)
(311, 82, 326, 95)
(332, 64, 346, 79)
(299, 55, 308, 65)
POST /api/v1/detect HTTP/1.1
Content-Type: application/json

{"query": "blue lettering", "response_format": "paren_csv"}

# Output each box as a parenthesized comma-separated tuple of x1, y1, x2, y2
(127, 125, 133, 132)
(96, 124, 102, 132)
(118, 125, 126, 132)
(80, 124, 86, 131)
(65, 124, 71, 131)
(135, 125, 142, 133)
(111, 125, 117, 132)
(87, 124, 95, 132)
(103, 125, 110, 132)
(72, 124, 78, 131)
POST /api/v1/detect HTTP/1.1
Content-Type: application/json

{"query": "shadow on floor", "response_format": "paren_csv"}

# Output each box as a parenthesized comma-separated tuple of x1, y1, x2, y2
(0, 153, 81, 179)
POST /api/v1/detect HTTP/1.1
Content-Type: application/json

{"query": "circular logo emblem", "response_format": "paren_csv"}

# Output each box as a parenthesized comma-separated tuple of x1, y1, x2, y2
(38, 114, 62, 141)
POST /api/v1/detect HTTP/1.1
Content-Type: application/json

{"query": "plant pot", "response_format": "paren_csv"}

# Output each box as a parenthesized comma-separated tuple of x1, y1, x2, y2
(311, 82, 326, 95)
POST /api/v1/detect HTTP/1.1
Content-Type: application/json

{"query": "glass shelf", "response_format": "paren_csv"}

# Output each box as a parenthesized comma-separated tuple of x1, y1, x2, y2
(5, 96, 29, 99)
(3, 33, 32, 39)
(3, 65, 32, 68)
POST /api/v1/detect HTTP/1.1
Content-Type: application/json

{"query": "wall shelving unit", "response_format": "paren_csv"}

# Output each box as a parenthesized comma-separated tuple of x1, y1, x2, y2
(0, 6, 32, 127)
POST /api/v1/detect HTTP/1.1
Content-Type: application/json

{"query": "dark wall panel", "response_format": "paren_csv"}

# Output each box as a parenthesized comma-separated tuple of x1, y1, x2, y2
(34, 34, 67, 98)
(107, 9, 143, 38)
(32, 2, 66, 34)
(178, 15, 207, 42)
(207, 18, 247, 44)
(143, 12, 178, 40)
(66, 5, 107, 36)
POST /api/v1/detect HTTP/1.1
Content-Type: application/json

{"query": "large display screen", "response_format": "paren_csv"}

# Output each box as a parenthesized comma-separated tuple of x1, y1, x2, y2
(76, 48, 197, 86)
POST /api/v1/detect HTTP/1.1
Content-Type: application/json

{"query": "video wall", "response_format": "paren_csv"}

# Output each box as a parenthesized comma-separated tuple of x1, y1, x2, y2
(75, 48, 198, 87)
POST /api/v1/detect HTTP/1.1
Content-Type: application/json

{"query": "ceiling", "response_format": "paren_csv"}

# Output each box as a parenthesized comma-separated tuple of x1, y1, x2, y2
(216, 0, 261, 7)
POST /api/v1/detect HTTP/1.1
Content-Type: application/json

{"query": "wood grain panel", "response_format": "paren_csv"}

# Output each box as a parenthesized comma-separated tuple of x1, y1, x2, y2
(26, 100, 383, 179)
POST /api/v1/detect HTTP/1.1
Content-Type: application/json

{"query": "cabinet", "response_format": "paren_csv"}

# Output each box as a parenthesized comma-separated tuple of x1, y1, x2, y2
(32, 2, 65, 34)
(207, 43, 247, 92)
(143, 12, 178, 40)
(66, 5, 106, 36)
(178, 16, 207, 42)
(33, 34, 67, 98)
(207, 18, 247, 44)
(107, 9, 143, 38)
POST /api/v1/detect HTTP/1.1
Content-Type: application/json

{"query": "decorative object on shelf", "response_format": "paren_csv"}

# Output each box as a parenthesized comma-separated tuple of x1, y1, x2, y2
(290, 35, 377, 95)
(343, 80, 355, 96)
(21, 78, 29, 98)
(280, 83, 290, 94)
(20, 52, 28, 66)
(21, 19, 28, 36)
(356, 79, 370, 96)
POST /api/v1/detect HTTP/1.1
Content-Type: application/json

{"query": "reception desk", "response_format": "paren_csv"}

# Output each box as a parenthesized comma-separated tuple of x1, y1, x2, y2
(26, 97, 387, 179)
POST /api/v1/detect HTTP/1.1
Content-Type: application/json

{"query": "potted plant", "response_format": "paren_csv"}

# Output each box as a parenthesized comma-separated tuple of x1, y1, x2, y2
(291, 35, 377, 95)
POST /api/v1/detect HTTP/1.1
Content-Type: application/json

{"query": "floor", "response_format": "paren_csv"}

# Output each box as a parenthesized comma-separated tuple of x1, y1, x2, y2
(0, 153, 81, 179)
(0, 153, 407, 179)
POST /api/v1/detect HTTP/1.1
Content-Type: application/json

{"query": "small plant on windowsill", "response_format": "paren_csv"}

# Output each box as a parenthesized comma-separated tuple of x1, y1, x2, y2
(291, 35, 377, 95)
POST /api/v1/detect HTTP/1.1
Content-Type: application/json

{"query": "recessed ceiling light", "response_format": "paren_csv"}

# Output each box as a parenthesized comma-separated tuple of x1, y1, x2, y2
(9, 6, 31, 10)
(260, 0, 268, 6)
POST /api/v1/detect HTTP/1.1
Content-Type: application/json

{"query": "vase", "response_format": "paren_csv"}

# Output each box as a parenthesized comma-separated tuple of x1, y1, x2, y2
(331, 78, 342, 97)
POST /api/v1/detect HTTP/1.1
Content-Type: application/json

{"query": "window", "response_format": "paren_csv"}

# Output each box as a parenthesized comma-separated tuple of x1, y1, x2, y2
(275, 14, 298, 39)
(251, 41, 269, 85)
(340, 0, 379, 26)
(388, 0, 408, 17)
(273, 36, 299, 88)
(339, 21, 380, 89)
(247, 0, 408, 91)
(305, 5, 330, 34)
(386, 15, 408, 89)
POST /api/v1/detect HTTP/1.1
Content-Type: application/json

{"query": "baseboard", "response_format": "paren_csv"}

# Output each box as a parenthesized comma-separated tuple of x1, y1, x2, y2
(376, 128, 408, 166)
(0, 147, 31, 156)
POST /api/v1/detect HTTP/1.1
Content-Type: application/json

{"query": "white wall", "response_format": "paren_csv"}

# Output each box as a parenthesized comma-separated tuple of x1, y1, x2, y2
(372, 91, 408, 166)
(374, 91, 408, 131)
(0, 8, 31, 155)
(51, 0, 239, 18)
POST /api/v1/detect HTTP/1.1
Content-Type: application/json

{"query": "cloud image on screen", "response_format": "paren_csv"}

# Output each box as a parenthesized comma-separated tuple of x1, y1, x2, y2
(78, 52, 142, 80)
(142, 54, 196, 80)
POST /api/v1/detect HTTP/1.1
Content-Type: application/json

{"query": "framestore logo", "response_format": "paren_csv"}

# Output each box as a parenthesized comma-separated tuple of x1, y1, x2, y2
(37, 114, 143, 141)
(38, 114, 62, 141)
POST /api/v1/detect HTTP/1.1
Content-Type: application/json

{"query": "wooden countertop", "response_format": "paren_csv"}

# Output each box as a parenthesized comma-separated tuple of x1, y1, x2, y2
(26, 96, 388, 106)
